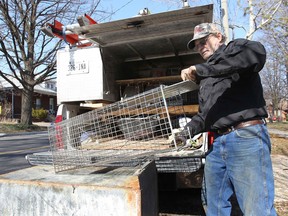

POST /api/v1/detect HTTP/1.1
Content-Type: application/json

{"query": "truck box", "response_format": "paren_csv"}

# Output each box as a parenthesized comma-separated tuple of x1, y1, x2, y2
(57, 46, 116, 104)
(56, 4, 213, 111)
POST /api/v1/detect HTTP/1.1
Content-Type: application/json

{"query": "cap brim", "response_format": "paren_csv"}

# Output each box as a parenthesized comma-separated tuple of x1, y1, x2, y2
(187, 32, 210, 50)
(187, 39, 195, 50)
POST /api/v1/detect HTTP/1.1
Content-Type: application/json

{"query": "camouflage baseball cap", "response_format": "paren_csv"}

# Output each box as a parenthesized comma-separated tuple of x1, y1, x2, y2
(187, 23, 222, 50)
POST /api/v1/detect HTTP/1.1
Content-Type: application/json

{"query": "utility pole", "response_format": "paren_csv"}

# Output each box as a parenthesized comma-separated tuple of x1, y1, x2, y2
(221, 0, 230, 43)
(247, 0, 255, 40)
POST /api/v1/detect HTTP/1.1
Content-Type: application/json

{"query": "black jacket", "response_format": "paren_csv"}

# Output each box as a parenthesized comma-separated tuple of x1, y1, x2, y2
(185, 38, 267, 136)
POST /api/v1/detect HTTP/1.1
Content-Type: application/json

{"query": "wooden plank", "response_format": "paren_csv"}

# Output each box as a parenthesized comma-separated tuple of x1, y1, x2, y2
(183, 105, 199, 115)
(116, 75, 182, 85)
(106, 105, 199, 117)
(81, 138, 171, 150)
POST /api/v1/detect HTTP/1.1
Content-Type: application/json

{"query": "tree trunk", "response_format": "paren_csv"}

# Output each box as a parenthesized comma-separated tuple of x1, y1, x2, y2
(286, 60, 288, 87)
(247, 0, 255, 40)
(21, 86, 34, 125)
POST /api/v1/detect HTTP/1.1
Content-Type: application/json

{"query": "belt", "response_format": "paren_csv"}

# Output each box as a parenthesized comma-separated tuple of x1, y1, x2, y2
(216, 119, 265, 135)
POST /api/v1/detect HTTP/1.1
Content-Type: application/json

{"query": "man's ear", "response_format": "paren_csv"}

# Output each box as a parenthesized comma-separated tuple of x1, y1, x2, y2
(216, 32, 223, 41)
(218, 32, 227, 43)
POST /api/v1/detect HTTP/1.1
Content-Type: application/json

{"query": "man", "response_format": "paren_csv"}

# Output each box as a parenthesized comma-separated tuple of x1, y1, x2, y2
(180, 23, 277, 215)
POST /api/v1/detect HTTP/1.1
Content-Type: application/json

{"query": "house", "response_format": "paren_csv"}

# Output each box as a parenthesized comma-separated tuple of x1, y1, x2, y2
(266, 98, 288, 122)
(0, 77, 57, 119)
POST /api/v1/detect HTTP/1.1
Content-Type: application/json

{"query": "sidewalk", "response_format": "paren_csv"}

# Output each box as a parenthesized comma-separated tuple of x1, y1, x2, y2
(268, 128, 288, 139)
(33, 121, 52, 127)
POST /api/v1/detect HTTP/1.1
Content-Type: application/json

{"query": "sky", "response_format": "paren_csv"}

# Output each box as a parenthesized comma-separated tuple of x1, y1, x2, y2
(100, 0, 179, 21)
(99, 0, 248, 39)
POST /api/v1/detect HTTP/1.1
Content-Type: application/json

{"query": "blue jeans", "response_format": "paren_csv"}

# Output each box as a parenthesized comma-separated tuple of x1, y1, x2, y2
(204, 124, 277, 216)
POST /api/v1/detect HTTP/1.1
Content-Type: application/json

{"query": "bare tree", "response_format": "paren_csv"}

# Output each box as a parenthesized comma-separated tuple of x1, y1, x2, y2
(0, 0, 109, 125)
(261, 0, 288, 84)
(261, 48, 287, 110)
(245, 0, 283, 39)
(259, 0, 288, 117)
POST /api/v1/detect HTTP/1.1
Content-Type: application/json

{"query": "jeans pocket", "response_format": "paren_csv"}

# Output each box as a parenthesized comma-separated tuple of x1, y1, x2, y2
(234, 125, 259, 139)
(232, 125, 265, 155)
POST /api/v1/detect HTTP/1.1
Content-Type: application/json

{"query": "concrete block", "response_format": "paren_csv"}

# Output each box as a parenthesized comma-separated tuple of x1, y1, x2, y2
(0, 161, 158, 216)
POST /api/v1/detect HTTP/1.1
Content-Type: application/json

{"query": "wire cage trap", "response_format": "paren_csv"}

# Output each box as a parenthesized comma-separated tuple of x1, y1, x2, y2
(48, 81, 201, 173)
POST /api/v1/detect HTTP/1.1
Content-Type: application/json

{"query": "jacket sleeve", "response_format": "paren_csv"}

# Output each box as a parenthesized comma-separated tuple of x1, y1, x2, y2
(182, 97, 208, 137)
(183, 111, 205, 137)
(195, 39, 266, 78)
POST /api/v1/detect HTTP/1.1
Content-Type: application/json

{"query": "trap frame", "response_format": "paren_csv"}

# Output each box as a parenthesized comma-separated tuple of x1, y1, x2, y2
(48, 81, 203, 173)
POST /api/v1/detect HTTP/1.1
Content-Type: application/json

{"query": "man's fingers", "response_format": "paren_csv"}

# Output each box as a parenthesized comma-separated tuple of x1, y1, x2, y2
(181, 66, 196, 81)
(181, 68, 191, 81)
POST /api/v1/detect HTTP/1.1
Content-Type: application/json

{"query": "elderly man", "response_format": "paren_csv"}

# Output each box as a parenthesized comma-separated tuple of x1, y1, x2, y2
(181, 23, 277, 216)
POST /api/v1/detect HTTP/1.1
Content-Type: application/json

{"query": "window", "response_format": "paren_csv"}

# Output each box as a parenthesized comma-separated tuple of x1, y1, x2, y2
(49, 98, 54, 114)
(36, 98, 41, 109)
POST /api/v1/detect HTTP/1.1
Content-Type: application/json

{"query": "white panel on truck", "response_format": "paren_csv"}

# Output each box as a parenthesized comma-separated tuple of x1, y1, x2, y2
(57, 46, 113, 104)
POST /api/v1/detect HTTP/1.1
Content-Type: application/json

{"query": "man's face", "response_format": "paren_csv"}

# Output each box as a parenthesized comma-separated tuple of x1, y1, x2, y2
(194, 33, 223, 60)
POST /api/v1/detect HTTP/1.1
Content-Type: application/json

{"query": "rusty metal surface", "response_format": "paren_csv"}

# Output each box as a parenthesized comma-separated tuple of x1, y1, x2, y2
(0, 162, 158, 216)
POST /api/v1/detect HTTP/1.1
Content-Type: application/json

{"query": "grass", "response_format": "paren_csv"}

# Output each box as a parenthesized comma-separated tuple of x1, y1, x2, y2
(275, 202, 288, 216)
(267, 121, 288, 131)
(0, 122, 47, 133)
(262, 122, 288, 216)
(271, 136, 288, 156)
(266, 122, 288, 156)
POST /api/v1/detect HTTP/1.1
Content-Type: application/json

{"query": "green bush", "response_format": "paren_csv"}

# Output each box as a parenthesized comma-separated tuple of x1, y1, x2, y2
(32, 108, 48, 121)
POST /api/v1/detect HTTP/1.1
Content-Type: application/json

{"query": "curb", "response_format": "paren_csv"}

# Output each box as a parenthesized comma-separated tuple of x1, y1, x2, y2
(0, 133, 6, 137)
(268, 129, 288, 139)
(0, 131, 48, 137)
(269, 133, 288, 139)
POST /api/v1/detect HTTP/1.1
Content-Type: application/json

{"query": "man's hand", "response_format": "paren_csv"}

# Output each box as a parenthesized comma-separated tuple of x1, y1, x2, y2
(181, 66, 197, 81)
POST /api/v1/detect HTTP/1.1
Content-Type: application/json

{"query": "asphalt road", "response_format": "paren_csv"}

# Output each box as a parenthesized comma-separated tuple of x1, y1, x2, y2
(0, 132, 50, 175)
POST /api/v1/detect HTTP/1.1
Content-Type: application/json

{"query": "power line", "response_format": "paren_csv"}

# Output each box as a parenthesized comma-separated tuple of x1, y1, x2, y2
(99, 0, 136, 22)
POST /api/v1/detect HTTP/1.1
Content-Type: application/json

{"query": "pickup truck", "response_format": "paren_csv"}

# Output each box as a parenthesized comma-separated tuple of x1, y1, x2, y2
(27, 4, 214, 191)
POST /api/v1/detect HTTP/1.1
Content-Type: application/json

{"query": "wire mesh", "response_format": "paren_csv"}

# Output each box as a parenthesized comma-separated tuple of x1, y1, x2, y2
(48, 81, 199, 173)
